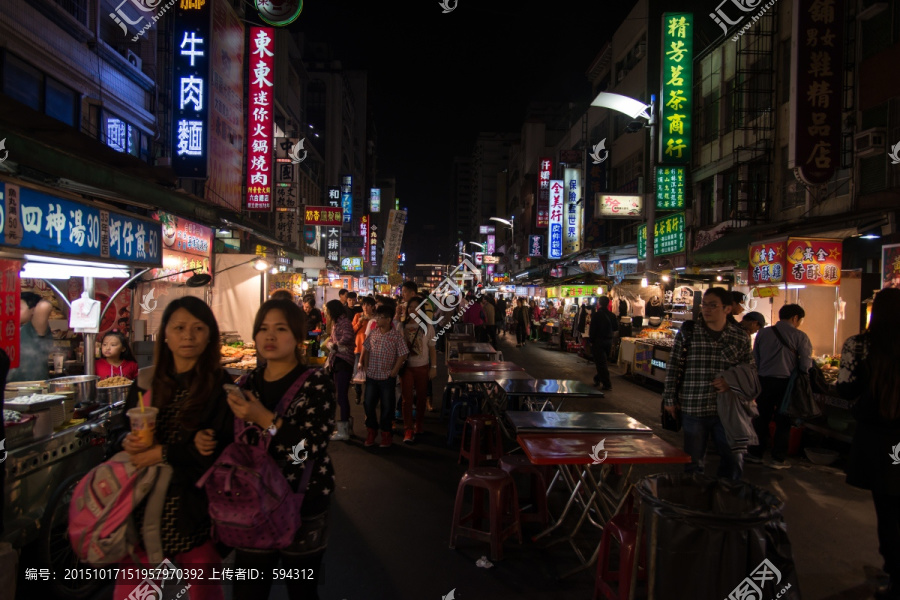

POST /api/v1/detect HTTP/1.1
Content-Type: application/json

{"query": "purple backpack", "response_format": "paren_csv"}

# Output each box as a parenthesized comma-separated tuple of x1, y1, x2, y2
(196, 368, 317, 549)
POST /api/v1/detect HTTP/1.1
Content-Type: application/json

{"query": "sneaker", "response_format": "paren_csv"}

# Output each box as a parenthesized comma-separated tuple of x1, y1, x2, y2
(768, 460, 791, 470)
(745, 454, 764, 464)
(364, 428, 377, 447)
(380, 431, 393, 448)
(403, 429, 415, 444)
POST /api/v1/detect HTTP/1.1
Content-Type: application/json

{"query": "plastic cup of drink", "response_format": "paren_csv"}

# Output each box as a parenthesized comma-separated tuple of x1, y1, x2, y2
(127, 406, 158, 446)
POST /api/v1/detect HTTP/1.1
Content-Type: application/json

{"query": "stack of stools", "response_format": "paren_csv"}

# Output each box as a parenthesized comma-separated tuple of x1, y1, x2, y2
(458, 415, 504, 466)
(449, 467, 522, 561)
(593, 495, 647, 600)
(499, 454, 550, 528)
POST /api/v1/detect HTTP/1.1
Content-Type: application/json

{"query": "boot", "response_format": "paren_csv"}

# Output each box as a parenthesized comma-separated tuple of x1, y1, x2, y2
(365, 428, 377, 447)
(331, 421, 350, 441)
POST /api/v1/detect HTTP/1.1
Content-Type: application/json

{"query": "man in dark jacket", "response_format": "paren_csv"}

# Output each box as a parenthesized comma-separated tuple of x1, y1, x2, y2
(589, 296, 618, 390)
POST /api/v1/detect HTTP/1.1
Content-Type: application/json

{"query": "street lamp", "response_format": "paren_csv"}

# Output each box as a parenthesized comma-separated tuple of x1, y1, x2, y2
(469, 242, 485, 250)
(490, 216, 515, 271)
(590, 91, 657, 280)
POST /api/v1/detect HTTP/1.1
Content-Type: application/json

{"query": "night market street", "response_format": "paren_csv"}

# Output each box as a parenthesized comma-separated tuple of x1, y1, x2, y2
(43, 332, 883, 600)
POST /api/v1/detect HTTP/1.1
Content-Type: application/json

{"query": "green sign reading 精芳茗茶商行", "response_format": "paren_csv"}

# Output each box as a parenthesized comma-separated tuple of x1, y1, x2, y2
(656, 166, 685, 210)
(659, 13, 692, 165)
(638, 213, 685, 259)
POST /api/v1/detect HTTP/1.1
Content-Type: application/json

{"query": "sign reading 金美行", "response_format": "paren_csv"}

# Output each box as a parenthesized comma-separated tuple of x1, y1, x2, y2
(656, 166, 685, 210)
(659, 13, 692, 165)
(749, 240, 786, 285)
(246, 27, 275, 211)
(548, 180, 564, 259)
(537, 158, 552, 228)
(304, 207, 342, 226)
(564, 168, 582, 254)
(638, 213, 685, 259)
(789, 0, 844, 185)
(340, 175, 352, 223)
(785, 238, 842, 286)
(172, 0, 211, 177)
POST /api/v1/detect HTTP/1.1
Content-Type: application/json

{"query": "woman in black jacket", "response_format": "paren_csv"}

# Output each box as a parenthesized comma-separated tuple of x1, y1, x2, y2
(838, 287, 900, 599)
(114, 297, 233, 600)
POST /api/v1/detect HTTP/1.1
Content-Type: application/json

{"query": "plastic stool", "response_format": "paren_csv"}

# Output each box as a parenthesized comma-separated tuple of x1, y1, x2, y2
(499, 454, 550, 527)
(446, 398, 477, 446)
(449, 467, 522, 561)
(593, 509, 646, 600)
(458, 415, 504, 466)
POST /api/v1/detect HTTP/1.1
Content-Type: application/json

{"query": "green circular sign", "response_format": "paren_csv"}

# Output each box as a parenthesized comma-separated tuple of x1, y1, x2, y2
(255, 0, 303, 27)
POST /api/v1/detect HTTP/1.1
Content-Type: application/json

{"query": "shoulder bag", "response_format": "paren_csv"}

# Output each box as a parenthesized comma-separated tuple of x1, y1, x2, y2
(661, 320, 694, 432)
(771, 326, 822, 420)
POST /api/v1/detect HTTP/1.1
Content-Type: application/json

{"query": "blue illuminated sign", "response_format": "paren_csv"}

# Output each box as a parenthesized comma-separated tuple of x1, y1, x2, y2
(549, 224, 563, 259)
(340, 175, 352, 223)
(172, 0, 211, 178)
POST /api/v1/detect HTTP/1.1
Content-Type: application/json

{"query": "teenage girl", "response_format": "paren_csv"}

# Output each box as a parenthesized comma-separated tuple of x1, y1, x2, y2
(96, 331, 139, 380)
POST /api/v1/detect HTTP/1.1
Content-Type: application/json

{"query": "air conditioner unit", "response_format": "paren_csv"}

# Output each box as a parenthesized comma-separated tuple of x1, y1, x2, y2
(126, 50, 142, 70)
(854, 128, 887, 157)
(858, 0, 888, 21)
(634, 42, 646, 59)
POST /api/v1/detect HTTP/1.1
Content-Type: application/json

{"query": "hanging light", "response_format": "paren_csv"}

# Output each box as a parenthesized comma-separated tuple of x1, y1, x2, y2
(716, 275, 723, 281)
(254, 258, 269, 271)
(640, 277, 648, 287)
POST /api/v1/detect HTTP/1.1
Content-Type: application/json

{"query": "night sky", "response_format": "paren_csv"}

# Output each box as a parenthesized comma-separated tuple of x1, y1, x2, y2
(294, 0, 640, 264)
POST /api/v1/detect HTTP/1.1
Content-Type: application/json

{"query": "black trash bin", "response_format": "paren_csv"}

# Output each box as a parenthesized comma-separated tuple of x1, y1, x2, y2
(636, 473, 800, 600)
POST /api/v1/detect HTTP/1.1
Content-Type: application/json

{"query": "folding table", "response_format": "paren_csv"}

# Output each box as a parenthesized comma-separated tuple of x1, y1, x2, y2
(497, 378, 606, 411)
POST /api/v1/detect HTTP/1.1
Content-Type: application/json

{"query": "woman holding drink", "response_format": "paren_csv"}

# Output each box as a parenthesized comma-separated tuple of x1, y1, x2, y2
(113, 296, 233, 600)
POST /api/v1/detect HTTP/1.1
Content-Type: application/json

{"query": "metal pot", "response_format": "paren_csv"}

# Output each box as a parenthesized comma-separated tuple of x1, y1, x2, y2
(47, 375, 99, 404)
(96, 384, 131, 405)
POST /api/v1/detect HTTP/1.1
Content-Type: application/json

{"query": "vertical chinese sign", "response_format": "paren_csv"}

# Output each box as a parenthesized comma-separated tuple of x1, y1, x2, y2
(547, 180, 564, 259)
(529, 235, 543, 257)
(660, 13, 692, 165)
(749, 240, 787, 285)
(486, 234, 496, 280)
(340, 175, 353, 224)
(246, 27, 274, 211)
(172, 0, 211, 178)
(369, 220, 378, 266)
(382, 210, 407, 276)
(537, 157, 552, 228)
(563, 167, 582, 254)
(789, 0, 844, 185)
(360, 215, 369, 264)
(305, 207, 342, 264)
(0, 260, 21, 368)
(274, 138, 300, 249)
(786, 238, 842, 285)
(369, 188, 381, 213)
(883, 244, 900, 289)
(656, 166, 685, 209)
(638, 214, 685, 258)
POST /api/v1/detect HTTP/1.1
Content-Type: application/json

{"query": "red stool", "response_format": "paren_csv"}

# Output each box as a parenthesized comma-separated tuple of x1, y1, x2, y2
(458, 415, 504, 466)
(499, 454, 551, 527)
(593, 502, 646, 600)
(449, 467, 522, 561)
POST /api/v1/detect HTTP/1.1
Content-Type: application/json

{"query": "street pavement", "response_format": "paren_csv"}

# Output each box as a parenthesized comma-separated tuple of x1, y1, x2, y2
(74, 330, 883, 600)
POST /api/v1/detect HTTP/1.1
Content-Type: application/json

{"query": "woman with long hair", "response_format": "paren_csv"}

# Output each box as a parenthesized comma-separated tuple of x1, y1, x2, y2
(324, 299, 355, 441)
(839, 287, 900, 599)
(223, 299, 335, 600)
(114, 296, 233, 600)
(399, 296, 437, 443)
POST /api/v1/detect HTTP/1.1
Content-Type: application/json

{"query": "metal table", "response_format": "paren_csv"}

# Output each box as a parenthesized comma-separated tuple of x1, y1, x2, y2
(506, 411, 652, 434)
(496, 378, 605, 410)
(448, 371, 534, 383)
(447, 360, 524, 373)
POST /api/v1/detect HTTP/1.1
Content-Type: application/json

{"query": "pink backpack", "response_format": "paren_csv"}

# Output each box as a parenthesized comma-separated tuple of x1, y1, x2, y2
(196, 368, 318, 549)
(68, 450, 172, 566)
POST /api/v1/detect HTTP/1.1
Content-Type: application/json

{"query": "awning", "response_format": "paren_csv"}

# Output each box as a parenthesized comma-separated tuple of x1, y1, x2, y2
(691, 232, 756, 268)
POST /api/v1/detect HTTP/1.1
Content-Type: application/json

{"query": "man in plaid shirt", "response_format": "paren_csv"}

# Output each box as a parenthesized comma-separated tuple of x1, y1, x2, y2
(360, 304, 409, 448)
(663, 287, 755, 479)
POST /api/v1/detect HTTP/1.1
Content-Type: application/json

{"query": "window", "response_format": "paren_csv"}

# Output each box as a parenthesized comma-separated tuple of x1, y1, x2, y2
(700, 178, 715, 227)
(722, 168, 738, 220)
(51, 0, 88, 26)
(722, 79, 735, 134)
(46, 77, 77, 127)
(2, 52, 78, 128)
(859, 155, 887, 194)
(861, 13, 892, 60)
(702, 92, 719, 143)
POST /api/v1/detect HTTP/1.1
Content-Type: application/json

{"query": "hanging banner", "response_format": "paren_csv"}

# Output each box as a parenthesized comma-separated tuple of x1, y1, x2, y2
(381, 210, 407, 275)
(659, 13, 693, 164)
(547, 180, 564, 259)
(537, 157, 552, 228)
(0, 260, 20, 368)
(172, 0, 212, 178)
(246, 27, 275, 211)
(786, 238, 842, 286)
(883, 244, 900, 289)
(789, 0, 844, 185)
(656, 166, 685, 210)
(638, 213, 685, 259)
(749, 239, 787, 285)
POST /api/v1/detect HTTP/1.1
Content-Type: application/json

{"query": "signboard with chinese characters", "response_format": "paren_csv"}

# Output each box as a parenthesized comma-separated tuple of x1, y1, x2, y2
(382, 210, 407, 275)
(172, 0, 211, 177)
(883, 244, 900, 289)
(274, 183, 299, 210)
(0, 260, 21, 368)
(369, 188, 380, 213)
(529, 235, 543, 257)
(638, 213, 685, 259)
(789, 0, 844, 185)
(660, 13, 693, 164)
(0, 183, 161, 266)
(325, 226, 341, 263)
(608, 259, 638, 284)
(486, 234, 496, 254)
(656, 166, 685, 210)
(786, 238, 841, 286)
(479, 225, 495, 234)
(369, 221, 378, 266)
(537, 157, 552, 228)
(275, 210, 300, 248)
(564, 168, 582, 254)
(474, 252, 484, 266)
(341, 257, 363, 272)
(558, 286, 603, 298)
(340, 175, 352, 223)
(327, 186, 341, 209)
(482, 255, 499, 265)
(304, 206, 343, 226)
(154, 212, 211, 258)
(597, 195, 642, 218)
(360, 216, 369, 263)
(547, 180, 564, 259)
(749, 240, 786, 285)
(245, 27, 274, 211)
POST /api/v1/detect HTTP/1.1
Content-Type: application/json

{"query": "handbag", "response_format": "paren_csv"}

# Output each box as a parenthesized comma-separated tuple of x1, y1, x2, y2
(771, 327, 822, 420)
(661, 321, 694, 432)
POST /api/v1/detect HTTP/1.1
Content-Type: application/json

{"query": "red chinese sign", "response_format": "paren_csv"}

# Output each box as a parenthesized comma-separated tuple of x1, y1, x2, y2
(536, 157, 552, 228)
(246, 27, 275, 211)
(360, 215, 369, 263)
(0, 261, 21, 367)
(749, 240, 786, 284)
(786, 238, 841, 286)
(304, 206, 343, 226)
